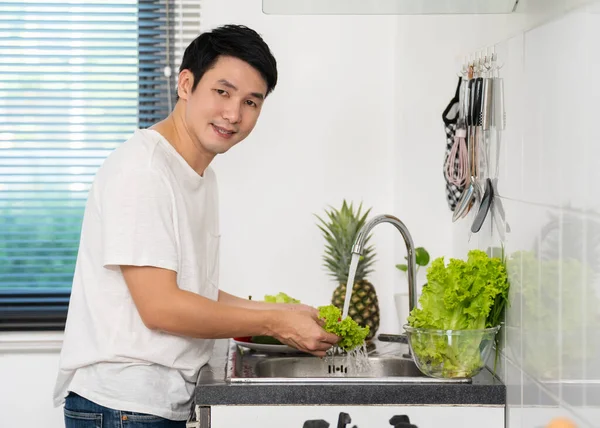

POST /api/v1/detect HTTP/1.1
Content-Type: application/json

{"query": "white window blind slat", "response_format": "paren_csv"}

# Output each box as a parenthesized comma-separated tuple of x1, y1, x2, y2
(174, 0, 201, 66)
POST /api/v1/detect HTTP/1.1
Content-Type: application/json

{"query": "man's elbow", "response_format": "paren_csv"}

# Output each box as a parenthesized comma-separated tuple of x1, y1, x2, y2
(140, 312, 161, 331)
(136, 301, 171, 332)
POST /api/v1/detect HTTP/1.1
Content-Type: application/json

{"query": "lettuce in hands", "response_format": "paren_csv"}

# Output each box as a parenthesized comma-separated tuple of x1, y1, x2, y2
(318, 305, 369, 352)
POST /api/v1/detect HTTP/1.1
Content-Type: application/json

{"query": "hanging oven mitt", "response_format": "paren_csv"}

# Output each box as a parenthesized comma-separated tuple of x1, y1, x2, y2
(442, 77, 467, 212)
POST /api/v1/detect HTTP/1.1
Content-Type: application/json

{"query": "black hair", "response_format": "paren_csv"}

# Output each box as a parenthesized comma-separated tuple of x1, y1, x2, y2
(178, 24, 278, 97)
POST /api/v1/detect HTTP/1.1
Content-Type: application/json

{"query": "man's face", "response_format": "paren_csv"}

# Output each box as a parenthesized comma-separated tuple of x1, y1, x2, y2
(178, 55, 268, 156)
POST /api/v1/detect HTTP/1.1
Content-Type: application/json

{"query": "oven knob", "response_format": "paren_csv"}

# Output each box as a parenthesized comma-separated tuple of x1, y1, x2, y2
(389, 415, 418, 428)
(336, 412, 355, 428)
(302, 420, 330, 428)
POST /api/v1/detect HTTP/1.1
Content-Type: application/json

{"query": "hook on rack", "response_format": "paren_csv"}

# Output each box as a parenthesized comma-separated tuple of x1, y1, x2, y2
(459, 45, 505, 78)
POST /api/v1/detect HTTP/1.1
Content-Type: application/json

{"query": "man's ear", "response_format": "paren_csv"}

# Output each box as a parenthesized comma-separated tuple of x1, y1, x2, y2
(177, 69, 194, 100)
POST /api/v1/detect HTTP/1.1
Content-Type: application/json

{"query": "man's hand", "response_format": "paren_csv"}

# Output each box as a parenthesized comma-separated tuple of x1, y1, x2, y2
(282, 303, 319, 317)
(269, 310, 339, 357)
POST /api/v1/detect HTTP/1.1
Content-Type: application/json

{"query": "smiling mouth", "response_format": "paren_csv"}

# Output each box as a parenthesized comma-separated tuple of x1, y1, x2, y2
(211, 124, 236, 136)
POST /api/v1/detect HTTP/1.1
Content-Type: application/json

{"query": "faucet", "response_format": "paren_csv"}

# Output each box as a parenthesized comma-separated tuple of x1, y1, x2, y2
(351, 214, 417, 321)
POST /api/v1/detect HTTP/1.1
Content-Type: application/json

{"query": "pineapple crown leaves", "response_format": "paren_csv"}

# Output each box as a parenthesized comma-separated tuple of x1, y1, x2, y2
(314, 200, 376, 284)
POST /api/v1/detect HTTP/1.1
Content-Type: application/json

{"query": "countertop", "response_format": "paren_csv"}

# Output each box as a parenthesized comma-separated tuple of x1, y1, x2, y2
(193, 339, 506, 407)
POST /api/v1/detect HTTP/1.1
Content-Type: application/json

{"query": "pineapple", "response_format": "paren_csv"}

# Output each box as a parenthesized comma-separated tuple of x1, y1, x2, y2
(316, 200, 379, 340)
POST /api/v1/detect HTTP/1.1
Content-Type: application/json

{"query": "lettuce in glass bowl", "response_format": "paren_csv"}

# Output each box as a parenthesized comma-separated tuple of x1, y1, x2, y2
(404, 324, 500, 378)
(405, 249, 509, 378)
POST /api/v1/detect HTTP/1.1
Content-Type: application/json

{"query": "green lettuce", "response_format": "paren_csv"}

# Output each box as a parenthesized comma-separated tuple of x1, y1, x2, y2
(264, 292, 300, 304)
(318, 305, 369, 351)
(408, 249, 508, 330)
(407, 249, 509, 378)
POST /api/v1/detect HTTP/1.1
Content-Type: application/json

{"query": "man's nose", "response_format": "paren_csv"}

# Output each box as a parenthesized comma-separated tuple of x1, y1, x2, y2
(222, 101, 241, 124)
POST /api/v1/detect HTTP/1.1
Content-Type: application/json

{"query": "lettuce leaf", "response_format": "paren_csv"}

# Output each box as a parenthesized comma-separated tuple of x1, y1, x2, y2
(264, 292, 300, 304)
(318, 305, 369, 351)
(409, 329, 486, 378)
(408, 249, 508, 330)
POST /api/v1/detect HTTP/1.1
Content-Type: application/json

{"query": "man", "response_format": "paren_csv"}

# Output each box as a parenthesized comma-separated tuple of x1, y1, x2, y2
(54, 24, 339, 427)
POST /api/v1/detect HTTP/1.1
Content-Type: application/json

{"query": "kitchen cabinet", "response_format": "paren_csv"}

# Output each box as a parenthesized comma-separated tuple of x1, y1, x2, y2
(207, 405, 504, 427)
(262, 0, 519, 15)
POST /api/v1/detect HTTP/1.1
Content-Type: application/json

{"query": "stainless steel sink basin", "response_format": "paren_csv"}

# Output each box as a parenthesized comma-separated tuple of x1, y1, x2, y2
(255, 356, 425, 378)
(226, 341, 470, 384)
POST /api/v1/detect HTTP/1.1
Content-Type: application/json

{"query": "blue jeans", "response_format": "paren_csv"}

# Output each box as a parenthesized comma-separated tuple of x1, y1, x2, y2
(64, 392, 186, 428)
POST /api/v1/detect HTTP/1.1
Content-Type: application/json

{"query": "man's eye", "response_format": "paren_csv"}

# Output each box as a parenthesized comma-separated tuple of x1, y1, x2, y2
(245, 100, 257, 107)
(215, 89, 228, 96)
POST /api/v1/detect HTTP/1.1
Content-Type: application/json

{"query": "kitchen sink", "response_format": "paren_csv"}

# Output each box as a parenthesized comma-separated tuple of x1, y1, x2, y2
(255, 356, 424, 378)
(226, 340, 470, 384)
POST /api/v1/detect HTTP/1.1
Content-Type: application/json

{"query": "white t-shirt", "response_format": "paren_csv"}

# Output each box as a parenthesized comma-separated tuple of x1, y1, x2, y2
(53, 129, 220, 420)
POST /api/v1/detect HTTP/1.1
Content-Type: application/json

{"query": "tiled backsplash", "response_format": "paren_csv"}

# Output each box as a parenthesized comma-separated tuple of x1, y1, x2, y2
(453, 3, 600, 427)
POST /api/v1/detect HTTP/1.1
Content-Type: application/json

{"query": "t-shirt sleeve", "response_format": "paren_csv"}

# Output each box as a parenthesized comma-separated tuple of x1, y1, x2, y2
(100, 167, 178, 272)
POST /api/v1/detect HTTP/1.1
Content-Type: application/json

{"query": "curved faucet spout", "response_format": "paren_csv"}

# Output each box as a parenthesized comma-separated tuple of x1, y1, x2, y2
(351, 214, 417, 316)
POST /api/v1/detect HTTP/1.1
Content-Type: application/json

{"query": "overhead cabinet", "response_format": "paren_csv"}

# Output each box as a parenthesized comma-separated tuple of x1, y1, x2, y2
(262, 0, 520, 15)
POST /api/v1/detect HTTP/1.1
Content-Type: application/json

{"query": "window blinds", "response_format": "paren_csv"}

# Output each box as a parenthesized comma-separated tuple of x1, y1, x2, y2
(173, 0, 201, 68)
(0, 0, 183, 330)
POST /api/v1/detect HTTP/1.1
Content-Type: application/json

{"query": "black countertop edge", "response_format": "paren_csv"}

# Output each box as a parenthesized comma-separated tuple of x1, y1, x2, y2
(194, 383, 506, 406)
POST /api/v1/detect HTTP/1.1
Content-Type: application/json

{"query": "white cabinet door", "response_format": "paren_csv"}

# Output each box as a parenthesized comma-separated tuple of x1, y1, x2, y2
(210, 405, 504, 428)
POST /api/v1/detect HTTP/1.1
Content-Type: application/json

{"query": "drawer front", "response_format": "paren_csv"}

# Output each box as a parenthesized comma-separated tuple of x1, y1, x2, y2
(209, 405, 504, 428)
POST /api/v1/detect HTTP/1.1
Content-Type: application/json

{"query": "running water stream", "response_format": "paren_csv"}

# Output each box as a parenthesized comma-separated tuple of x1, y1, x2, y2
(328, 252, 370, 373)
(341, 253, 360, 320)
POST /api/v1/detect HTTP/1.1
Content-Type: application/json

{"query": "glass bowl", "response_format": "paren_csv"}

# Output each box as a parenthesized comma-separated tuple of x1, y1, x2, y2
(403, 324, 500, 379)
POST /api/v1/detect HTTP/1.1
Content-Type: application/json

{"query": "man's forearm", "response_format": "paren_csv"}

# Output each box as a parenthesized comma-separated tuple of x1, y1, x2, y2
(121, 265, 337, 356)
(150, 288, 280, 339)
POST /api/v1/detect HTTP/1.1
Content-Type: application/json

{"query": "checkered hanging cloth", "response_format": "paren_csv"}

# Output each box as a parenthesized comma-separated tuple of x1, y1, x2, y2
(442, 77, 465, 212)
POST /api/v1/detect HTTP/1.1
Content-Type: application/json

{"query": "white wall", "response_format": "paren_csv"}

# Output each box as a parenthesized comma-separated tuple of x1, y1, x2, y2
(451, 2, 600, 427)
(0, 334, 64, 427)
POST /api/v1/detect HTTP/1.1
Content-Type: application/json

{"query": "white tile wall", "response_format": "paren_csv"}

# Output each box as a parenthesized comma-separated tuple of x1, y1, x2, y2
(455, 3, 600, 427)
